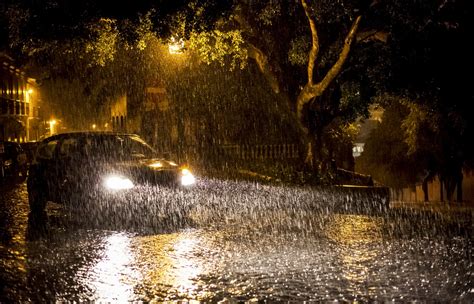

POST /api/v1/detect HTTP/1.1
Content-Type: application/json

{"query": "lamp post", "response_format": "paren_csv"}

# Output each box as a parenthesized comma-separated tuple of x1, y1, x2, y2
(168, 37, 187, 162)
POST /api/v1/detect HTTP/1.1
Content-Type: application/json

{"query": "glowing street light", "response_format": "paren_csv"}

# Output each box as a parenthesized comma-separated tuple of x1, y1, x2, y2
(92, 124, 97, 130)
(49, 119, 57, 135)
(168, 37, 185, 54)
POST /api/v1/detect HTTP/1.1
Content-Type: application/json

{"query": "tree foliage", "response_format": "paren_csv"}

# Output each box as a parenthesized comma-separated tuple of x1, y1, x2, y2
(181, 0, 384, 173)
(356, 99, 424, 188)
(3, 0, 471, 185)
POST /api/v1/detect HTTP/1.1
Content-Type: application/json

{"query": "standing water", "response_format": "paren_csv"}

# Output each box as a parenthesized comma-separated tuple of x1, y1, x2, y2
(0, 179, 472, 302)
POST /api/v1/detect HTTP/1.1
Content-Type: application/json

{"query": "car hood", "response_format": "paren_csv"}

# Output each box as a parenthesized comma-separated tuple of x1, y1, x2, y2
(119, 158, 180, 170)
(85, 158, 183, 185)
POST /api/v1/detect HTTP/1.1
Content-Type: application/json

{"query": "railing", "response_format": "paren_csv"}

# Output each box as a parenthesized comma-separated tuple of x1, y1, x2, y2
(217, 144, 300, 160)
(389, 169, 474, 202)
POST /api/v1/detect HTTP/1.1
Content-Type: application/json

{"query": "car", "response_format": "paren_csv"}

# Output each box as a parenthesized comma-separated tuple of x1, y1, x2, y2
(27, 132, 196, 215)
(20, 141, 39, 167)
(0, 141, 28, 180)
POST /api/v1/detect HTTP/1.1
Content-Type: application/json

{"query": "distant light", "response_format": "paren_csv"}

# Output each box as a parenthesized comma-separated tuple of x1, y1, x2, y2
(168, 37, 185, 54)
(92, 124, 97, 130)
(27, 89, 33, 94)
(49, 119, 57, 135)
(149, 161, 163, 168)
(352, 143, 365, 157)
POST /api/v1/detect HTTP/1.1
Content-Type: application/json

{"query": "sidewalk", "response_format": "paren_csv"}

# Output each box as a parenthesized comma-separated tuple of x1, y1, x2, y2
(390, 200, 474, 214)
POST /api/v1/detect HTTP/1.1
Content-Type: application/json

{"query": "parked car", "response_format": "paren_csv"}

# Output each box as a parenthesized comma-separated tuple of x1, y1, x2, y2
(20, 141, 39, 167)
(0, 141, 28, 180)
(27, 132, 196, 214)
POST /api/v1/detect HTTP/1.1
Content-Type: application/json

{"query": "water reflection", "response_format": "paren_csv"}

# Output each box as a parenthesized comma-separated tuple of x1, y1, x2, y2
(326, 215, 383, 297)
(86, 233, 141, 302)
(80, 230, 204, 302)
(0, 183, 29, 301)
(171, 235, 202, 295)
(0, 180, 472, 302)
(130, 231, 204, 301)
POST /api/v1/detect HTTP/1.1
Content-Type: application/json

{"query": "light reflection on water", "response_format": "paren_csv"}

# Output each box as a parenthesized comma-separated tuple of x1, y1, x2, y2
(1, 181, 470, 302)
(86, 233, 141, 303)
(70, 214, 471, 302)
(2, 182, 471, 302)
(326, 215, 383, 297)
(130, 231, 205, 301)
(171, 236, 202, 295)
(80, 230, 205, 302)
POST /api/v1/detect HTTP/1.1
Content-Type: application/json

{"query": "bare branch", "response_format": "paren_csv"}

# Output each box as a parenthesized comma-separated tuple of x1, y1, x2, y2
(312, 15, 361, 96)
(301, 0, 320, 85)
(296, 15, 362, 125)
(233, 13, 253, 35)
(247, 43, 280, 94)
(356, 30, 388, 43)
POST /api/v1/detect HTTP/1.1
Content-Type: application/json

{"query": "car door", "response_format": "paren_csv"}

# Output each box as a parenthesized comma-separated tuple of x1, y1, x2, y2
(55, 136, 83, 194)
(29, 138, 60, 201)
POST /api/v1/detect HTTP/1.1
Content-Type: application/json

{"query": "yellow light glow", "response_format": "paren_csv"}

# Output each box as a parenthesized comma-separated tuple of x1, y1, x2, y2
(172, 236, 201, 294)
(49, 119, 57, 135)
(92, 124, 97, 130)
(149, 161, 163, 168)
(27, 88, 33, 94)
(325, 214, 382, 296)
(181, 168, 191, 175)
(168, 37, 185, 54)
(88, 233, 140, 302)
(181, 168, 196, 186)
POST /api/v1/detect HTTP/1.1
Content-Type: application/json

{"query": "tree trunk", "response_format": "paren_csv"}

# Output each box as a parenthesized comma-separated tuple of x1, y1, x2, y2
(439, 175, 444, 202)
(456, 171, 463, 202)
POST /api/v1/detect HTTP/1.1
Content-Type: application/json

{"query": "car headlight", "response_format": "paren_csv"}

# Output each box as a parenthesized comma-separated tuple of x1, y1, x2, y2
(104, 175, 134, 190)
(180, 168, 196, 186)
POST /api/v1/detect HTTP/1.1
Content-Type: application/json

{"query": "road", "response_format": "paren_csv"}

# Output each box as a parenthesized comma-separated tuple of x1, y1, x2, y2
(0, 179, 472, 302)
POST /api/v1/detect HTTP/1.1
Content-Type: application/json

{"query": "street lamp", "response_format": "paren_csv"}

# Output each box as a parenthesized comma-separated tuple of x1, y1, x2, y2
(168, 37, 185, 54)
(49, 119, 57, 136)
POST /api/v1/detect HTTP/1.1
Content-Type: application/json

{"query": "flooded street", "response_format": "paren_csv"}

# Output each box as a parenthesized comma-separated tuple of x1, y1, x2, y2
(1, 180, 472, 302)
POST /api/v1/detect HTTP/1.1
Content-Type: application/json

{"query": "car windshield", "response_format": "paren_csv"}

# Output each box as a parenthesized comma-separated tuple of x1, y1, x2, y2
(83, 135, 156, 161)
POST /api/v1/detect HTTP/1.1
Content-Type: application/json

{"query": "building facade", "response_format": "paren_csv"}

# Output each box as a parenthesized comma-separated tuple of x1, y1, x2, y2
(0, 54, 42, 142)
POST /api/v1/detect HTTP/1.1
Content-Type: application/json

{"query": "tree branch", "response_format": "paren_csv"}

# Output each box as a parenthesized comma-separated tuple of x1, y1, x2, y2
(246, 42, 280, 94)
(233, 12, 281, 94)
(297, 15, 362, 124)
(301, 0, 320, 85)
(356, 30, 388, 43)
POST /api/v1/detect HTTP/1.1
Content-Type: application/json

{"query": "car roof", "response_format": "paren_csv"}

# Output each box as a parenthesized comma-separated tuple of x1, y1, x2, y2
(0, 141, 21, 146)
(44, 131, 140, 141)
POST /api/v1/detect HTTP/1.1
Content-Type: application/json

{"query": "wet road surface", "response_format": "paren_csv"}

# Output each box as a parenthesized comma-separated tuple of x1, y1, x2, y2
(0, 179, 472, 302)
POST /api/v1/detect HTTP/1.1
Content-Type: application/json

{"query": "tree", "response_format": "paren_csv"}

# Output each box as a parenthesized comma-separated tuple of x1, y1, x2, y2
(3, 0, 408, 180)
(184, 0, 389, 174)
(380, 0, 473, 201)
(356, 98, 424, 189)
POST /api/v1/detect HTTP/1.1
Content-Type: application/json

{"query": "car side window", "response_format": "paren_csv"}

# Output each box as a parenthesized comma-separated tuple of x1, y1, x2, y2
(59, 138, 79, 158)
(36, 140, 59, 160)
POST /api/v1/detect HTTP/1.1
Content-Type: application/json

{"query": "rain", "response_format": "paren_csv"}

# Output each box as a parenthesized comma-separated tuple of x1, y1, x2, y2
(1, 0, 473, 302)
